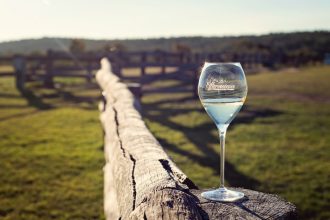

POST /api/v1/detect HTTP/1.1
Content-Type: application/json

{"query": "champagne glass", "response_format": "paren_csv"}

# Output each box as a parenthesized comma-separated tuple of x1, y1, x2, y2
(198, 62, 247, 202)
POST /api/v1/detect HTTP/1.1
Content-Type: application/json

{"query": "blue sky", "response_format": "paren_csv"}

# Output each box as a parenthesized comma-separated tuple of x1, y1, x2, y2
(0, 0, 329, 42)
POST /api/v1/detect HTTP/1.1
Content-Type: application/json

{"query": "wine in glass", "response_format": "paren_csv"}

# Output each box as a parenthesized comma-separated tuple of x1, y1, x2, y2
(198, 62, 248, 202)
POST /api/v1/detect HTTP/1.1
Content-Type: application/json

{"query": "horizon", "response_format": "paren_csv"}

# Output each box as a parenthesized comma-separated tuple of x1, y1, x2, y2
(1, 0, 330, 42)
(0, 29, 329, 44)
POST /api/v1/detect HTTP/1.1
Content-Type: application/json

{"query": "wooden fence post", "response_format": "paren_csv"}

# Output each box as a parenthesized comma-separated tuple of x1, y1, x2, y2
(87, 62, 93, 83)
(192, 65, 199, 98)
(161, 52, 166, 75)
(13, 55, 26, 91)
(140, 52, 146, 76)
(194, 53, 201, 63)
(96, 58, 297, 220)
(179, 52, 184, 63)
(44, 50, 54, 88)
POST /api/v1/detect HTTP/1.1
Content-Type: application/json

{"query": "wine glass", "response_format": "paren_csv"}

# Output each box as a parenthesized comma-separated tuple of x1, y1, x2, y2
(198, 62, 248, 202)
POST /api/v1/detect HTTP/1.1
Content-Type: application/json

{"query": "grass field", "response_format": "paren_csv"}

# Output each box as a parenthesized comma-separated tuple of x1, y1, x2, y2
(0, 65, 329, 219)
(0, 75, 104, 219)
(142, 66, 330, 220)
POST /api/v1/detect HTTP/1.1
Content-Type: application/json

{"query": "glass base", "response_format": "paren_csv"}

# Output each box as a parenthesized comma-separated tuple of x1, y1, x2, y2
(201, 187, 244, 202)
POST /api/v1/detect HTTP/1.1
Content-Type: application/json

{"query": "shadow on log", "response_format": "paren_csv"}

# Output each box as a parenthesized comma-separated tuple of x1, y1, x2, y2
(96, 58, 297, 220)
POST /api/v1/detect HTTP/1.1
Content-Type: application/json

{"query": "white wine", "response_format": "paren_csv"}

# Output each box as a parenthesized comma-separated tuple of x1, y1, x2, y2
(201, 98, 243, 128)
(198, 62, 247, 202)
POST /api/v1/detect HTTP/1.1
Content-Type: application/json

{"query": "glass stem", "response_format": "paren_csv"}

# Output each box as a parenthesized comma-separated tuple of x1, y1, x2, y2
(218, 127, 227, 189)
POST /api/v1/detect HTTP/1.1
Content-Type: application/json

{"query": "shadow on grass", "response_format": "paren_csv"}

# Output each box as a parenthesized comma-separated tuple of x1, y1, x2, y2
(142, 90, 283, 189)
(157, 136, 260, 189)
(21, 82, 100, 110)
(20, 88, 53, 110)
(52, 89, 97, 109)
(0, 82, 100, 122)
(0, 93, 21, 99)
(0, 89, 53, 110)
(0, 88, 52, 122)
(0, 109, 40, 122)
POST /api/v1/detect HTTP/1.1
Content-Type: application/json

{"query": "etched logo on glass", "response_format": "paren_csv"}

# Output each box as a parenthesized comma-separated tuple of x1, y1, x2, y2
(206, 78, 235, 91)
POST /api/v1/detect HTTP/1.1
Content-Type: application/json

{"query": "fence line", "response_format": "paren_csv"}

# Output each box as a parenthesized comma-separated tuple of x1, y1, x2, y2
(0, 50, 273, 98)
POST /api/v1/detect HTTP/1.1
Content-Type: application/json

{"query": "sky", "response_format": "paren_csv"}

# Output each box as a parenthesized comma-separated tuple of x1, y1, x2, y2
(0, 0, 329, 42)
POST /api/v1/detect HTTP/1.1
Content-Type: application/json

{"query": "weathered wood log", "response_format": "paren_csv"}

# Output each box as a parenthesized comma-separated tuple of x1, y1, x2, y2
(191, 189, 297, 220)
(96, 58, 297, 220)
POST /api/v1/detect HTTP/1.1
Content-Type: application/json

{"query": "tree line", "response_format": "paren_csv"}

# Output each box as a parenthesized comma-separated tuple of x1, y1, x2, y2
(0, 31, 329, 66)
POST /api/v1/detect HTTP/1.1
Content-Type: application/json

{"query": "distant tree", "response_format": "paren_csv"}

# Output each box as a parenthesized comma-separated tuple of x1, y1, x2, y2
(4, 51, 14, 56)
(30, 50, 43, 56)
(111, 42, 126, 52)
(103, 43, 112, 52)
(102, 42, 127, 53)
(70, 39, 85, 53)
(172, 43, 191, 54)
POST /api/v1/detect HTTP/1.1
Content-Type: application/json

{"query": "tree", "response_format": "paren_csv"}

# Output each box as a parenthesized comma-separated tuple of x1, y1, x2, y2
(172, 43, 191, 54)
(70, 39, 85, 53)
(103, 43, 112, 52)
(103, 42, 126, 53)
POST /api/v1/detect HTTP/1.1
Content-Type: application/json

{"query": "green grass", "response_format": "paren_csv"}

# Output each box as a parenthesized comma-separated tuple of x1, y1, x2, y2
(0, 65, 329, 219)
(142, 65, 330, 220)
(0, 65, 14, 73)
(0, 78, 104, 219)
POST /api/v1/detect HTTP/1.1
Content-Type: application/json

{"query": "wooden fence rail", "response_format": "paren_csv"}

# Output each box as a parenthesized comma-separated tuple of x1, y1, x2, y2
(1, 49, 272, 76)
(96, 58, 297, 220)
(0, 50, 273, 98)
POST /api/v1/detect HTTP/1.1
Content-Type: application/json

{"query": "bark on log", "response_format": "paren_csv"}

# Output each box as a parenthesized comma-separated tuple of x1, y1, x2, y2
(191, 189, 297, 220)
(96, 58, 297, 220)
